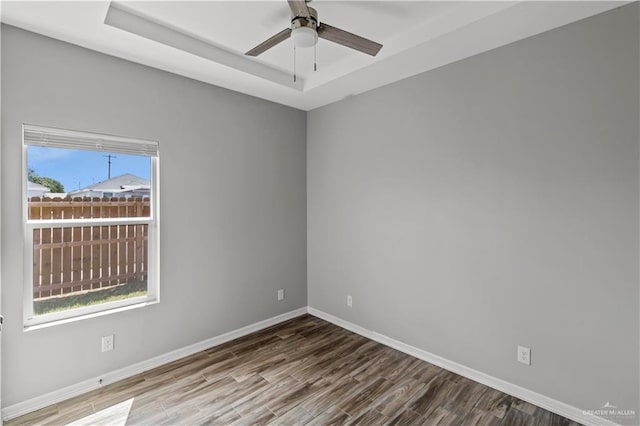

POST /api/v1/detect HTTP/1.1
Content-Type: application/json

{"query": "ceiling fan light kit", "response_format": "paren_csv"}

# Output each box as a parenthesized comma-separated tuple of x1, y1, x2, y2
(246, 0, 383, 61)
(291, 26, 317, 48)
(291, 6, 318, 48)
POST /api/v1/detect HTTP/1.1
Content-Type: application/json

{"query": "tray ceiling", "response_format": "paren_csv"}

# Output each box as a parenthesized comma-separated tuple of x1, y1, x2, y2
(1, 1, 629, 110)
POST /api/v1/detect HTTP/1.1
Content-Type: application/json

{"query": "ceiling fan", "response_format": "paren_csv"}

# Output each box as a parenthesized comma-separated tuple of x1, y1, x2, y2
(245, 0, 383, 57)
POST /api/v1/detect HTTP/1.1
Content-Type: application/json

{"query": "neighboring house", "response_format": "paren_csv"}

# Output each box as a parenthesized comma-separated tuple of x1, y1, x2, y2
(27, 181, 48, 198)
(68, 173, 150, 198)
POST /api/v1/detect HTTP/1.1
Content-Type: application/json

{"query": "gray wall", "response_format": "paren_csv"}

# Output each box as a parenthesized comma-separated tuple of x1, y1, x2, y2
(2, 2, 639, 418)
(308, 4, 639, 417)
(1, 25, 307, 406)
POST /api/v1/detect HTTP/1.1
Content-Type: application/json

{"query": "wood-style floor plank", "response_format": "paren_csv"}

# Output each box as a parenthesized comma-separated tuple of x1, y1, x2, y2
(5, 314, 583, 426)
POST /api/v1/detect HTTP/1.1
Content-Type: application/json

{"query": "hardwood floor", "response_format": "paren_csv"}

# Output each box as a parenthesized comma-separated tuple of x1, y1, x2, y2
(6, 314, 581, 425)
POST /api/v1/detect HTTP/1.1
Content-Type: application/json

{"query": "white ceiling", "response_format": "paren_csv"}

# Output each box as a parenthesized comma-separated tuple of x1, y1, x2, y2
(0, 1, 629, 111)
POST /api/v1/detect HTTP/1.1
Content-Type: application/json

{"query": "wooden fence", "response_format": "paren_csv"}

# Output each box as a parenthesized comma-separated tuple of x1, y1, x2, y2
(29, 197, 150, 300)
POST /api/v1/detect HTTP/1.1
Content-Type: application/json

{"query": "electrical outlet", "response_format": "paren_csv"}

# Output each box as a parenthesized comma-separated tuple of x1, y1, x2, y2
(347, 295, 353, 307)
(517, 345, 531, 365)
(277, 289, 284, 301)
(102, 335, 114, 352)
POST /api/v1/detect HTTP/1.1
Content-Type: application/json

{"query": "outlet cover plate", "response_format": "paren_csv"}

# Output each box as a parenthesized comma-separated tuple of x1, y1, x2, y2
(347, 295, 353, 307)
(102, 335, 114, 352)
(517, 345, 531, 365)
(277, 289, 284, 301)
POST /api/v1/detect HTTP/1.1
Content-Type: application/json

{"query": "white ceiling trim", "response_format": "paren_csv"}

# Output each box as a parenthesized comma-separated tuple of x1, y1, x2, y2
(104, 2, 305, 90)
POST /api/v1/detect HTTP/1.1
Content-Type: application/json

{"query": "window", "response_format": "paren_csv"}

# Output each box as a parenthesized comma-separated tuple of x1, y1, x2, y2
(23, 124, 160, 327)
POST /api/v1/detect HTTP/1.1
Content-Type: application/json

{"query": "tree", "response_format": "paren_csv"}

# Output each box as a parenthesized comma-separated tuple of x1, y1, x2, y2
(28, 168, 65, 193)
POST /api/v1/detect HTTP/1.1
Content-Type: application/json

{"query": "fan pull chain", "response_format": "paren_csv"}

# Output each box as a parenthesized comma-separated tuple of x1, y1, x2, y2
(314, 43, 317, 72)
(293, 46, 297, 83)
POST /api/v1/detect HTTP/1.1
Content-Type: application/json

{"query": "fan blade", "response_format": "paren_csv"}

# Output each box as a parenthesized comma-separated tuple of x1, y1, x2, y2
(245, 28, 292, 56)
(318, 23, 382, 56)
(287, 0, 310, 18)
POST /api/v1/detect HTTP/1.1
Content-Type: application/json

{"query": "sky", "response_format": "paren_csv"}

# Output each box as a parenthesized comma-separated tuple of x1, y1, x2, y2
(27, 146, 151, 192)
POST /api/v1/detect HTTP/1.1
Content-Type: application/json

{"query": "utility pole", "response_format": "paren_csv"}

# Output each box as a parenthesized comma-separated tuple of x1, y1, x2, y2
(103, 154, 117, 179)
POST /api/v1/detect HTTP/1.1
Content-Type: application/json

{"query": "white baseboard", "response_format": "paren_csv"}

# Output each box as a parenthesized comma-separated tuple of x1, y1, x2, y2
(3, 306, 619, 426)
(307, 307, 618, 426)
(2, 307, 308, 421)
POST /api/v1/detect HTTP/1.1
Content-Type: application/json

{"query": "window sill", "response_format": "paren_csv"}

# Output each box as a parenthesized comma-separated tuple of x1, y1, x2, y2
(24, 298, 159, 332)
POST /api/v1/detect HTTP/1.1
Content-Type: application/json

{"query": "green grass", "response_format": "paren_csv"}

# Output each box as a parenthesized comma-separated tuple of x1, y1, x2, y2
(34, 281, 147, 316)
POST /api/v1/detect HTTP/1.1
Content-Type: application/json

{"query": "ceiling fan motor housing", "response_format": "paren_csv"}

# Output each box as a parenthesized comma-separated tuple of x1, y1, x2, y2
(291, 6, 318, 48)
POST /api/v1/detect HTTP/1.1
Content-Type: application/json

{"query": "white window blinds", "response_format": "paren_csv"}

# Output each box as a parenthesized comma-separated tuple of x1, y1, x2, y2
(23, 124, 159, 157)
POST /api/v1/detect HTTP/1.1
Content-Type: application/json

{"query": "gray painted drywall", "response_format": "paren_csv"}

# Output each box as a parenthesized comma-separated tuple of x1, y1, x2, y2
(1, 24, 306, 406)
(308, 3, 639, 420)
(2, 2, 639, 419)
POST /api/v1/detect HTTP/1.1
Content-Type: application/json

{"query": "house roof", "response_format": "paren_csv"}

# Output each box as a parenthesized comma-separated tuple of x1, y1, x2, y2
(69, 174, 149, 195)
(28, 181, 48, 191)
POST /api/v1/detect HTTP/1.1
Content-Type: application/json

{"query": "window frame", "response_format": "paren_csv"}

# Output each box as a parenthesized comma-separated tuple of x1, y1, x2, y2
(22, 124, 160, 329)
